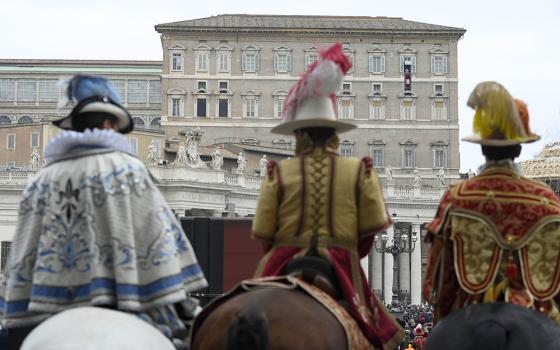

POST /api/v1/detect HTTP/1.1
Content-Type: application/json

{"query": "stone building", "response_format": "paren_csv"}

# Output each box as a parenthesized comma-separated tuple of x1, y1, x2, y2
(521, 141, 560, 196)
(155, 14, 466, 304)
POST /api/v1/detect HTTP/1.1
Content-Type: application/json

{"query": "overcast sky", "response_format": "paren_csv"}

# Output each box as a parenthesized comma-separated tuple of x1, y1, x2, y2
(1, 0, 558, 172)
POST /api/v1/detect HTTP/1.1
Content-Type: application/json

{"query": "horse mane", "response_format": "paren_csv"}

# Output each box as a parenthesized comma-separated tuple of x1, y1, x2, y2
(226, 308, 269, 350)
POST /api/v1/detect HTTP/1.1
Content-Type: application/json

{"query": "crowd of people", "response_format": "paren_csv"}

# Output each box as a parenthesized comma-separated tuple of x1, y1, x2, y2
(385, 302, 433, 349)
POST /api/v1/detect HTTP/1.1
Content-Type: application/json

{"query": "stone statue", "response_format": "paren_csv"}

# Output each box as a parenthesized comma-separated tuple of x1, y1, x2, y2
(467, 168, 476, 179)
(184, 127, 206, 168)
(211, 149, 224, 170)
(147, 140, 159, 164)
(385, 165, 393, 183)
(173, 142, 188, 165)
(30, 148, 40, 170)
(412, 168, 421, 187)
(436, 167, 445, 187)
(234, 152, 246, 174)
(259, 155, 268, 177)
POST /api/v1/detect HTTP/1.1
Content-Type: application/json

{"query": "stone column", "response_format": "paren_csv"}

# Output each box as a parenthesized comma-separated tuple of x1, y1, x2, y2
(399, 226, 411, 303)
(384, 225, 394, 305)
(372, 245, 383, 297)
(410, 223, 422, 304)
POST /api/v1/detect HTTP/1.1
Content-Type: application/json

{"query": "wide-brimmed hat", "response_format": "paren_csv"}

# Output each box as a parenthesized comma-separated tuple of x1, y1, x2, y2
(462, 81, 540, 146)
(271, 43, 356, 135)
(53, 75, 134, 134)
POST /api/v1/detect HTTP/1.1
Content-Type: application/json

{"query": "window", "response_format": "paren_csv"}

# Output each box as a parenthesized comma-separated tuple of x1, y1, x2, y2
(431, 56, 448, 75)
(244, 53, 257, 71)
(371, 148, 384, 167)
(246, 98, 256, 118)
(218, 98, 229, 118)
(128, 137, 138, 155)
(0, 79, 15, 102)
(197, 81, 207, 91)
(219, 81, 229, 92)
(197, 98, 207, 117)
(403, 149, 415, 168)
(1, 241, 11, 271)
(171, 98, 181, 117)
(434, 149, 446, 168)
(371, 100, 384, 120)
(127, 80, 148, 104)
(242, 46, 260, 72)
(433, 100, 447, 120)
(195, 50, 209, 72)
(339, 141, 353, 157)
(30, 132, 39, 148)
(274, 98, 285, 119)
(39, 80, 58, 102)
(18, 115, 33, 124)
(217, 52, 230, 73)
(242, 92, 260, 119)
(435, 84, 444, 95)
(305, 53, 318, 70)
(150, 117, 161, 128)
(17, 80, 36, 102)
(7, 134, 15, 150)
(149, 81, 161, 104)
(132, 116, 145, 127)
(401, 100, 415, 120)
(340, 100, 352, 119)
(432, 142, 448, 168)
(273, 48, 292, 73)
(369, 55, 385, 74)
(342, 83, 351, 91)
(0, 115, 11, 124)
(109, 80, 125, 101)
(399, 56, 417, 74)
(172, 52, 183, 71)
(372, 83, 382, 94)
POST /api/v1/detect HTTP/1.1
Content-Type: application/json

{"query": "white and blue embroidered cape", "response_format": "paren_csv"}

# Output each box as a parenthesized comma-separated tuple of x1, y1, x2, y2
(0, 130, 207, 340)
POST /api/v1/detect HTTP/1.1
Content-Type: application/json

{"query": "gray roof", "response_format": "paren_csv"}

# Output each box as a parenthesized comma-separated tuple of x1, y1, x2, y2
(156, 14, 465, 36)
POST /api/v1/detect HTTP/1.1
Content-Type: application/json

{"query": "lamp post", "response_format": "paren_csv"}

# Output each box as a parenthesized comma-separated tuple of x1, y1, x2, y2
(374, 212, 417, 304)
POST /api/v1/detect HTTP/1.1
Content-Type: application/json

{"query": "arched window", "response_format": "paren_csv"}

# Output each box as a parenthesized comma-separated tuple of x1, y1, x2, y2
(18, 115, 33, 124)
(150, 117, 161, 128)
(0, 116, 11, 124)
(132, 116, 145, 127)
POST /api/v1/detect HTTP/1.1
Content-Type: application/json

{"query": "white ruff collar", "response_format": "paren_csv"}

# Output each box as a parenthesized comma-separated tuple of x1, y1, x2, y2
(44, 129, 130, 164)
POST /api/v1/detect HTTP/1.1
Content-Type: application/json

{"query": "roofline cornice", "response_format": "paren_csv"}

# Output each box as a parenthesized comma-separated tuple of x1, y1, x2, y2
(155, 26, 466, 40)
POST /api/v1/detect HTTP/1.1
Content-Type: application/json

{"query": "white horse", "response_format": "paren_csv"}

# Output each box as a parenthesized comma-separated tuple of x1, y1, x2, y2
(21, 307, 175, 350)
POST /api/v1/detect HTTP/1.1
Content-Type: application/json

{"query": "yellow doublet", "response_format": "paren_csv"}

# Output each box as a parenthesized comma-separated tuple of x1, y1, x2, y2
(252, 147, 389, 250)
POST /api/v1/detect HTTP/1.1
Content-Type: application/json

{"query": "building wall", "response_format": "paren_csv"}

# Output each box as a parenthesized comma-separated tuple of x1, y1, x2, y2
(159, 27, 462, 185)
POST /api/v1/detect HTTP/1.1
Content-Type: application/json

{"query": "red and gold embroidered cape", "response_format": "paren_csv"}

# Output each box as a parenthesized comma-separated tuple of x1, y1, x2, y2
(252, 147, 403, 350)
(423, 164, 560, 323)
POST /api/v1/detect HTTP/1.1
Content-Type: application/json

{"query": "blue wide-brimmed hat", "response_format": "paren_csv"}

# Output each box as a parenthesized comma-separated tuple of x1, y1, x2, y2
(53, 75, 134, 134)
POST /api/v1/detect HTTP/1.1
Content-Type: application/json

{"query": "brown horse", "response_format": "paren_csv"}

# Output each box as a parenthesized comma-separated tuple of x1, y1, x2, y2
(191, 287, 348, 350)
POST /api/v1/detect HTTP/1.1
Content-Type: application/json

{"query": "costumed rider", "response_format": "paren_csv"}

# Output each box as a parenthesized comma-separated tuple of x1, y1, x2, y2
(251, 43, 404, 349)
(0, 75, 208, 350)
(423, 81, 560, 323)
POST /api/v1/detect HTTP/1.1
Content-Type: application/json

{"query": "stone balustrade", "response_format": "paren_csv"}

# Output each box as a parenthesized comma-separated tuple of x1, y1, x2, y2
(0, 167, 446, 200)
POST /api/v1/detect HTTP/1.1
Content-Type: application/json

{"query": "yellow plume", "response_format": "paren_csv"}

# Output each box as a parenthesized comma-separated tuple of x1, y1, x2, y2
(468, 81, 528, 142)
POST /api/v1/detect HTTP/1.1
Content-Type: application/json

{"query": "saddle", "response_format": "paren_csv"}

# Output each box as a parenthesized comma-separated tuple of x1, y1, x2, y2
(283, 255, 341, 300)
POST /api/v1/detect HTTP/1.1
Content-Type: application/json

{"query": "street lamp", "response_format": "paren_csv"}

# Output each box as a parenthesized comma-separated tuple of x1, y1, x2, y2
(374, 212, 417, 304)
